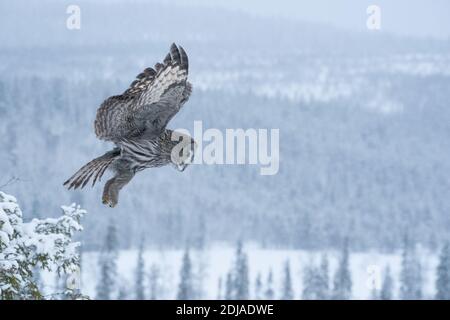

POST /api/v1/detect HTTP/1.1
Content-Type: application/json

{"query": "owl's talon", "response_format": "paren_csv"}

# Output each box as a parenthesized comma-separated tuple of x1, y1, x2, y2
(102, 193, 117, 208)
(102, 194, 109, 205)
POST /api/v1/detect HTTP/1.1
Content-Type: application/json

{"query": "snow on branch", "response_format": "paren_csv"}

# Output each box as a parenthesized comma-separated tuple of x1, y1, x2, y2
(0, 191, 87, 300)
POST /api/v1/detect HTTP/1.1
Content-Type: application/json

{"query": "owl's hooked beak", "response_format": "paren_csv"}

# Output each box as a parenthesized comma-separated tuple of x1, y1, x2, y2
(175, 144, 196, 172)
(176, 163, 188, 172)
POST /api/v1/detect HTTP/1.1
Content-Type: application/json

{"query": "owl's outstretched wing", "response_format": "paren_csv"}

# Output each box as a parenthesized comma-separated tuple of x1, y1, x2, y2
(94, 43, 192, 142)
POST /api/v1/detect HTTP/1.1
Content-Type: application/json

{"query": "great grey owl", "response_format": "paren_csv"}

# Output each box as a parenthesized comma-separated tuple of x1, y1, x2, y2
(64, 43, 196, 207)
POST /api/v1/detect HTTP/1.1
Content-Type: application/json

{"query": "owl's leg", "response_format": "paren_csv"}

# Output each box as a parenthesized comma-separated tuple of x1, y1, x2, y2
(102, 171, 134, 208)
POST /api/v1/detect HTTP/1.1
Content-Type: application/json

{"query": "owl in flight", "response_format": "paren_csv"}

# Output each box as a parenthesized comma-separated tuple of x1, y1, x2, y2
(64, 43, 196, 207)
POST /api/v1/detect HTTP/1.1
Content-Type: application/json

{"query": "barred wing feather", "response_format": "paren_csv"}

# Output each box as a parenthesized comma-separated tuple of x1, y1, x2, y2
(94, 43, 192, 142)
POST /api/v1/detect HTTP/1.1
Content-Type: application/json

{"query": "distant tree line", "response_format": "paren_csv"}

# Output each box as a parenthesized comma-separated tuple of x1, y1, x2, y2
(94, 222, 450, 300)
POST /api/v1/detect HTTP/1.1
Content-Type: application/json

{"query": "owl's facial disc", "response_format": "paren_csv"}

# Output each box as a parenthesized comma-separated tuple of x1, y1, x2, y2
(171, 136, 196, 172)
(174, 144, 195, 172)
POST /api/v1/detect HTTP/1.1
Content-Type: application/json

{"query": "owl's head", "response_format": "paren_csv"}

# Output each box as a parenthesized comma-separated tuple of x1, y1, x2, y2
(169, 131, 197, 172)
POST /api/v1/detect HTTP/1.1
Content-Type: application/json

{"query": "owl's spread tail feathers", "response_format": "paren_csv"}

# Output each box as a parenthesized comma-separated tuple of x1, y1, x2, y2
(63, 149, 120, 190)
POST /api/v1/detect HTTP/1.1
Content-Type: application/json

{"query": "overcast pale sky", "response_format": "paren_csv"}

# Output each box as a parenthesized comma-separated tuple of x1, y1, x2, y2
(168, 0, 450, 39)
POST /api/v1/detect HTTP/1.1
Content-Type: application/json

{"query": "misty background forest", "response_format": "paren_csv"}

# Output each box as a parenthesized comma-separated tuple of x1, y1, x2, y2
(1, 0, 450, 299)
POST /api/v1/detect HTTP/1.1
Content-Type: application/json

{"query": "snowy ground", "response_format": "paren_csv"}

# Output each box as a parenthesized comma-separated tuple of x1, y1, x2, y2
(41, 243, 438, 300)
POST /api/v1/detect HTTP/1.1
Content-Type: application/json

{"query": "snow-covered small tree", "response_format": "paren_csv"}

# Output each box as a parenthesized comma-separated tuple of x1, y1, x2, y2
(96, 220, 119, 300)
(0, 191, 86, 300)
(177, 248, 194, 299)
(281, 260, 294, 300)
(435, 243, 450, 300)
(135, 240, 145, 300)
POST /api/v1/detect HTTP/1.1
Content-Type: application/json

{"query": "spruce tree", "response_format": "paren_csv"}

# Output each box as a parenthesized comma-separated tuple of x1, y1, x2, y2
(436, 243, 450, 300)
(265, 269, 275, 299)
(193, 250, 207, 299)
(149, 263, 160, 300)
(281, 260, 294, 300)
(332, 239, 352, 299)
(225, 271, 233, 300)
(254, 272, 263, 299)
(317, 254, 330, 299)
(135, 240, 145, 300)
(233, 241, 249, 299)
(177, 248, 194, 299)
(96, 221, 119, 300)
(400, 235, 422, 300)
(301, 265, 316, 300)
(400, 235, 413, 299)
(380, 266, 394, 300)
(302, 256, 330, 300)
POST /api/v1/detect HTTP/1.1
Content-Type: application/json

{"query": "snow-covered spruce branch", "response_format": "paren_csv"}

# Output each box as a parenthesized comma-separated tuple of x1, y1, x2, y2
(0, 191, 87, 300)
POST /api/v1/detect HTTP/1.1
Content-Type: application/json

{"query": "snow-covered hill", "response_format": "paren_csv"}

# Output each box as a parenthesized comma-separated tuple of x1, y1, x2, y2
(1, 0, 450, 252)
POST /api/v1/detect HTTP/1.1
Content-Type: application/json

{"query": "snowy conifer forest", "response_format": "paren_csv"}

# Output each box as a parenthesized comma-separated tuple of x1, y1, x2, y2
(1, 0, 450, 300)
